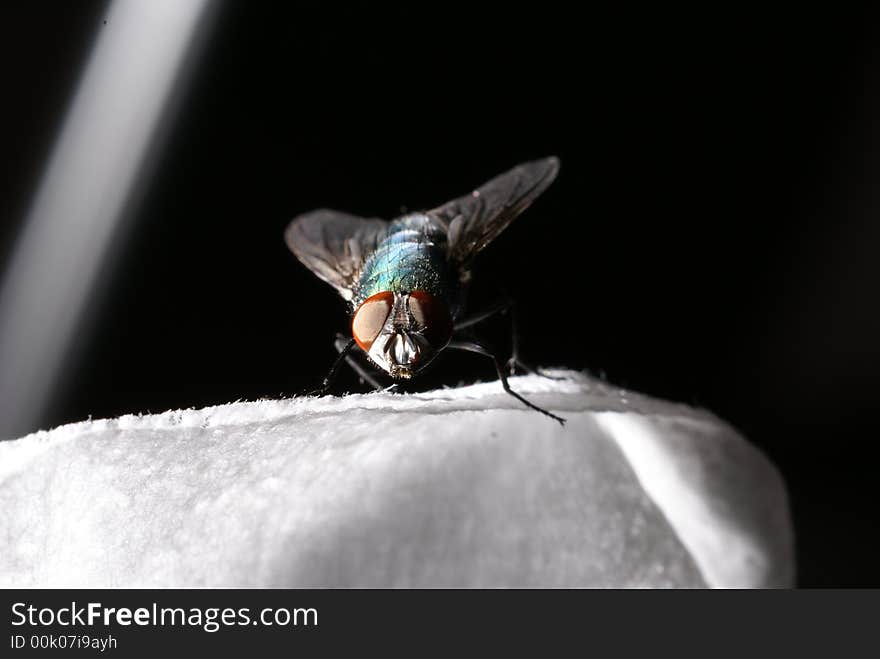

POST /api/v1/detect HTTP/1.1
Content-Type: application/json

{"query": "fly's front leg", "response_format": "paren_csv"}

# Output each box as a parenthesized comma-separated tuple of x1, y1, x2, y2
(306, 335, 385, 396)
(305, 337, 356, 397)
(447, 339, 566, 425)
(333, 334, 385, 391)
(454, 298, 561, 379)
(453, 298, 513, 332)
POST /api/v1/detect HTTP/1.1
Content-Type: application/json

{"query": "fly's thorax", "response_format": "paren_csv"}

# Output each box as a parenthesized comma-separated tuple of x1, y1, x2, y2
(351, 214, 454, 309)
(350, 289, 453, 379)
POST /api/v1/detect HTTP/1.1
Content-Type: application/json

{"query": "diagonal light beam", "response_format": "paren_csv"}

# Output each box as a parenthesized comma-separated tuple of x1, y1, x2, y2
(0, 0, 216, 439)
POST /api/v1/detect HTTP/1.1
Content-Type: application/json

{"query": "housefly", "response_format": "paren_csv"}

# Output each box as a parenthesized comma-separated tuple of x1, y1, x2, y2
(285, 157, 565, 424)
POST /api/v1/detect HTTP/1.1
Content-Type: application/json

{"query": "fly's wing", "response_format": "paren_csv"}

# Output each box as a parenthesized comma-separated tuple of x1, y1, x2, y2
(427, 156, 559, 268)
(285, 209, 388, 301)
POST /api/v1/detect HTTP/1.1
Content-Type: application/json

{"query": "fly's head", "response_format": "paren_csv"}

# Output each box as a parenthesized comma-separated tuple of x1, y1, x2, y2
(350, 290, 453, 379)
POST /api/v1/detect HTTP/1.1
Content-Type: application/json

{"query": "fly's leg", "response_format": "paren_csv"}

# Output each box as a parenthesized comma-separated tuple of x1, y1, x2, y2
(505, 302, 534, 377)
(447, 339, 566, 426)
(453, 298, 512, 332)
(333, 334, 385, 391)
(306, 335, 384, 396)
(454, 299, 563, 379)
(305, 337, 356, 396)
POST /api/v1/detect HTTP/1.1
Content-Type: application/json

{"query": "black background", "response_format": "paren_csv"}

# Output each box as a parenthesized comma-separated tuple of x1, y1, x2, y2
(1, 2, 878, 586)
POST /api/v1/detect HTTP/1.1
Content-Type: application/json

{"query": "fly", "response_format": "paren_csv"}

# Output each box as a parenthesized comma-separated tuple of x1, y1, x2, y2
(285, 157, 565, 424)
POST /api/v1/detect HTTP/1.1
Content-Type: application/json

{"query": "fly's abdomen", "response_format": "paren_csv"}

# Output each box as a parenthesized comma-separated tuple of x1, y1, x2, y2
(353, 214, 450, 308)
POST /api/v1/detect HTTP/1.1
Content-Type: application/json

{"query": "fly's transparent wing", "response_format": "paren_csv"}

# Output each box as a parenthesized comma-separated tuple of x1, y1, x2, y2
(285, 209, 388, 301)
(427, 157, 559, 267)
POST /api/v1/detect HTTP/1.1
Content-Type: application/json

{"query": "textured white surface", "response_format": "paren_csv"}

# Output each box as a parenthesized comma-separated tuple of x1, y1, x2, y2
(0, 371, 794, 587)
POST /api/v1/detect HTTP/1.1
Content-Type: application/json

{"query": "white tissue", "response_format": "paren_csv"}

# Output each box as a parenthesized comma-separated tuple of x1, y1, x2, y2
(0, 371, 794, 587)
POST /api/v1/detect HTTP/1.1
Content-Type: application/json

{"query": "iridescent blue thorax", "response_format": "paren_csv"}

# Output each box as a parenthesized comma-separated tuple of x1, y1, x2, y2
(352, 213, 458, 314)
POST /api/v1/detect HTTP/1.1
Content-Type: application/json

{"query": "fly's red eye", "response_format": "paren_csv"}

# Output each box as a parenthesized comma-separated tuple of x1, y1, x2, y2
(408, 290, 453, 350)
(351, 291, 394, 351)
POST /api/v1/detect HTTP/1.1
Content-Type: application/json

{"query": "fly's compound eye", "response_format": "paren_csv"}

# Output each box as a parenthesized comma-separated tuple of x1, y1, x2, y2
(351, 291, 394, 352)
(408, 290, 453, 350)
